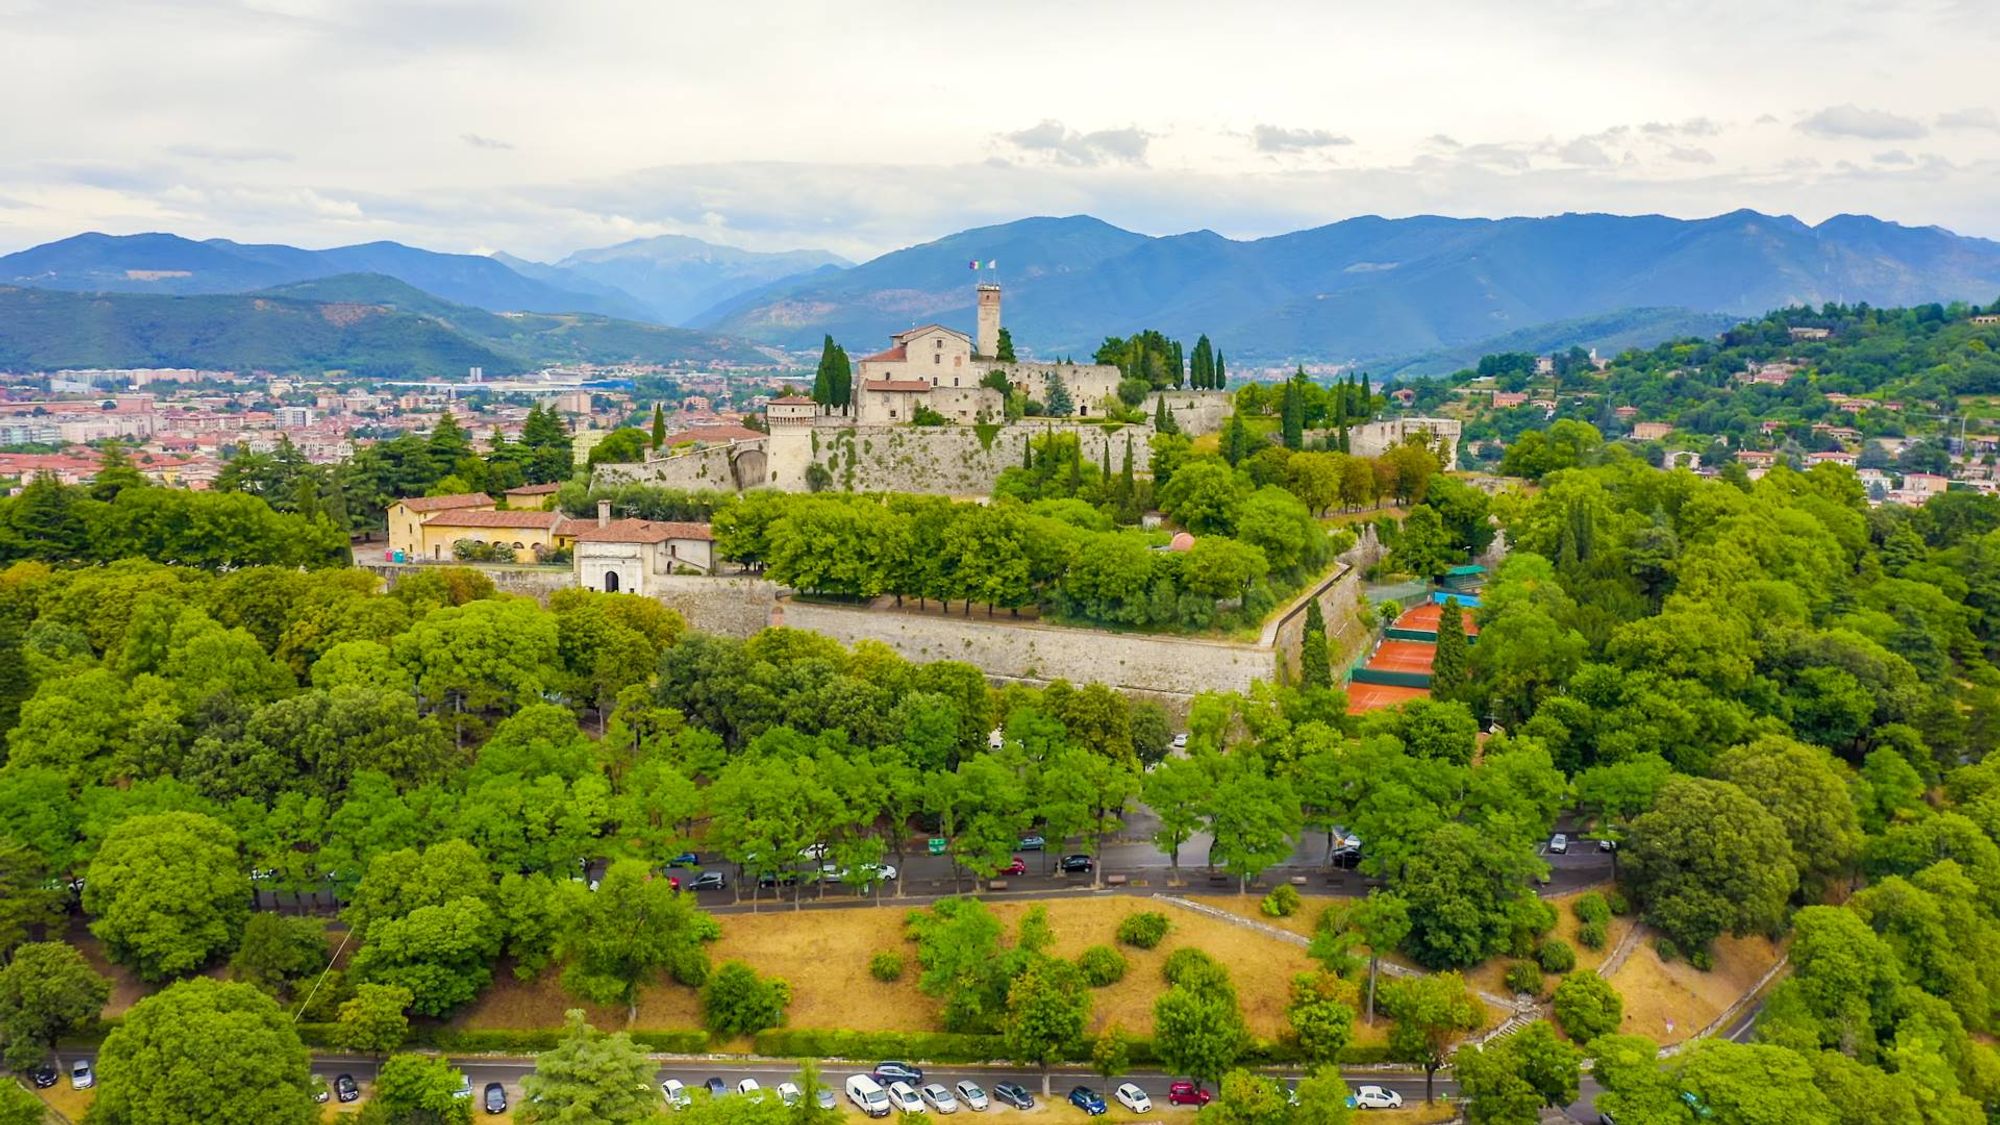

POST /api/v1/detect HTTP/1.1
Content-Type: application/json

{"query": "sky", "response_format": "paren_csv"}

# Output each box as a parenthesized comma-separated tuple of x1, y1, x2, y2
(4, 0, 2000, 263)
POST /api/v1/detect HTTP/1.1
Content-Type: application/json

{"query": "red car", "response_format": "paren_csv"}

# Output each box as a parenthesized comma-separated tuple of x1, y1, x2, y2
(1168, 1082, 1212, 1106)
(1003, 856, 1028, 876)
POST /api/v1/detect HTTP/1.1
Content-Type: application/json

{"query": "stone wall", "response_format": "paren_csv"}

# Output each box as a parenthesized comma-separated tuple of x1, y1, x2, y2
(772, 598, 1277, 703)
(1263, 563, 1368, 682)
(359, 562, 575, 601)
(793, 423, 1155, 497)
(595, 441, 753, 492)
(1148, 390, 1233, 436)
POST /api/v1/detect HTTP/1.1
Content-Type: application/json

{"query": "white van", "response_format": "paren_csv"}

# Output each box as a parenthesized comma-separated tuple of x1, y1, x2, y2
(847, 1074, 892, 1118)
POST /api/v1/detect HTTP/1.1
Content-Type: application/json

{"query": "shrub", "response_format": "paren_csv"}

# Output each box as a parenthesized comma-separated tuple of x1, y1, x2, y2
(1077, 946, 1128, 987)
(1505, 896, 1559, 957)
(1690, 948, 1715, 972)
(1552, 973, 1624, 1044)
(1503, 961, 1544, 997)
(1160, 948, 1233, 998)
(869, 952, 904, 982)
(1534, 938, 1577, 974)
(700, 961, 791, 1038)
(1606, 890, 1632, 916)
(1571, 892, 1611, 928)
(1261, 885, 1303, 918)
(1117, 912, 1171, 950)
(1577, 921, 1609, 951)
(1653, 935, 1681, 963)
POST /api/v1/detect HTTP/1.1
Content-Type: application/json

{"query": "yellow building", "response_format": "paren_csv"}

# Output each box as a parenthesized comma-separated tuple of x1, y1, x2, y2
(386, 493, 494, 560)
(411, 508, 579, 564)
(503, 482, 563, 510)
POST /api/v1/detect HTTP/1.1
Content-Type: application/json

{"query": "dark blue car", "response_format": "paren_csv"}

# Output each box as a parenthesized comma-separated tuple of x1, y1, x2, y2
(1068, 1086, 1108, 1115)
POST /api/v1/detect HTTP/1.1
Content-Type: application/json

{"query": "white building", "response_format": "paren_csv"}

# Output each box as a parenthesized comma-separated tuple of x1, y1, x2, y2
(572, 502, 716, 595)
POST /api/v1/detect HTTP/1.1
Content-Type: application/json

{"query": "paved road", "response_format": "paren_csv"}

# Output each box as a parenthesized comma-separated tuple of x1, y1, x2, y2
(49, 1051, 1452, 1114)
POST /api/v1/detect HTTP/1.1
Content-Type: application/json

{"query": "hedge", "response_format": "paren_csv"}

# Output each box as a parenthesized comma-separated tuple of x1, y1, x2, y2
(753, 1029, 1008, 1063)
(306, 1026, 712, 1053)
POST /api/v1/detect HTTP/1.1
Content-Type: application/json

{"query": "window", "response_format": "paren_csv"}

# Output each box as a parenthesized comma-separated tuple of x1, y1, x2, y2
(934, 354, 941, 365)
(603, 571, 620, 593)
(934, 339, 943, 349)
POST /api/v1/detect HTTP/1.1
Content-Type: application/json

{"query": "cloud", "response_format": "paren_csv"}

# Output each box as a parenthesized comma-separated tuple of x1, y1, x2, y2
(999, 120, 1150, 166)
(1874, 150, 1915, 165)
(1667, 146, 1717, 164)
(1796, 104, 1928, 140)
(1641, 117, 1722, 138)
(461, 133, 515, 150)
(165, 143, 293, 164)
(1938, 107, 2000, 131)
(1556, 138, 1613, 166)
(1252, 125, 1353, 153)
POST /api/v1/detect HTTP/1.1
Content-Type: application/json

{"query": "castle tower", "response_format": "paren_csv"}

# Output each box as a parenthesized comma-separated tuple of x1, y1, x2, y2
(763, 395, 819, 490)
(976, 283, 1001, 359)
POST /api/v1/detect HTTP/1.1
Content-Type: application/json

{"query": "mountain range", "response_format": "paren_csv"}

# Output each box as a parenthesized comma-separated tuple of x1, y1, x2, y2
(0, 274, 770, 376)
(693, 211, 2000, 371)
(6, 211, 2000, 375)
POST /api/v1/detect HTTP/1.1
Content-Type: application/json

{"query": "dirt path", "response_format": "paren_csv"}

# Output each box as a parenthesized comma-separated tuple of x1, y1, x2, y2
(1594, 917, 1647, 978)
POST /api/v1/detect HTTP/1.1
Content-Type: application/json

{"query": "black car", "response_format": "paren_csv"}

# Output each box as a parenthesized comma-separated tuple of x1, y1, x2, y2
(690, 870, 726, 891)
(1060, 853, 1094, 873)
(28, 1065, 56, 1089)
(873, 1061, 924, 1086)
(704, 1077, 728, 1098)
(993, 1081, 1035, 1109)
(756, 870, 800, 889)
(483, 1082, 508, 1114)
(335, 1074, 360, 1103)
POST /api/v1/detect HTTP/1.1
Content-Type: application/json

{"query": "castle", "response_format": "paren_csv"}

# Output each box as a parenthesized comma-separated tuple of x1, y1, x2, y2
(848, 284, 1124, 425)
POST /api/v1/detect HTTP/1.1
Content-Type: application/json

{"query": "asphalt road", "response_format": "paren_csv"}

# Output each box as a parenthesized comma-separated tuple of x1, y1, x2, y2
(48, 1051, 1453, 1115)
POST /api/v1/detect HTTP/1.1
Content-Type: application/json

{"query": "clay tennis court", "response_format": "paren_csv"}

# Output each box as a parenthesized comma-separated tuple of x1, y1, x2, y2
(1366, 639, 1436, 673)
(1346, 682, 1429, 713)
(1396, 602, 1479, 636)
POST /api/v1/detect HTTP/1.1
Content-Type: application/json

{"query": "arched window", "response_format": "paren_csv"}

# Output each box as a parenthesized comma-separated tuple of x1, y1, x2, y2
(603, 571, 621, 593)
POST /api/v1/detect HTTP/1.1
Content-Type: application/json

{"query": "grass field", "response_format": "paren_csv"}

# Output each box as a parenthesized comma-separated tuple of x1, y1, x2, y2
(455, 895, 1321, 1043)
(1606, 930, 1784, 1045)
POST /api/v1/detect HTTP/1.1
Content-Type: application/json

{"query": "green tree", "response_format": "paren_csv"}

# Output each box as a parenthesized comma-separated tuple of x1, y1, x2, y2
(1430, 597, 1469, 699)
(333, 983, 413, 1054)
(1221, 414, 1255, 467)
(1383, 971, 1484, 1102)
(1205, 761, 1302, 892)
(1624, 776, 1797, 955)
(89, 978, 316, 1125)
(1044, 372, 1074, 417)
(1714, 735, 1864, 896)
(361, 1053, 473, 1125)
(1287, 971, 1358, 1065)
(1345, 892, 1411, 1025)
(229, 914, 328, 996)
(650, 403, 667, 451)
(1281, 370, 1306, 450)
(1391, 505, 1456, 579)
(1205, 1070, 1289, 1125)
(1153, 980, 1248, 1087)
(1292, 1067, 1356, 1125)
(558, 858, 715, 1021)
(0, 942, 110, 1069)
(1672, 1039, 1837, 1124)
(1551, 972, 1623, 1045)
(0, 1078, 46, 1125)
(85, 811, 249, 981)
(518, 1010, 659, 1125)
(1300, 599, 1331, 689)
(1091, 1023, 1130, 1083)
(700, 961, 791, 1038)
(1003, 956, 1090, 1096)
(996, 327, 1017, 362)
(1455, 1021, 1582, 1124)
(1143, 754, 1211, 883)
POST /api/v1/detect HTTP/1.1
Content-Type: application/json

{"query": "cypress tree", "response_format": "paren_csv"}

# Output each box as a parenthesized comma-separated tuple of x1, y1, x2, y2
(1215, 351, 1227, 389)
(1044, 371, 1074, 417)
(1282, 367, 1306, 450)
(1431, 597, 1469, 699)
(812, 335, 835, 405)
(1153, 395, 1179, 435)
(996, 327, 1016, 362)
(1300, 598, 1332, 689)
(650, 403, 666, 450)
(1222, 413, 1253, 467)
(1101, 439, 1112, 485)
(1359, 373, 1372, 413)
(831, 343, 853, 411)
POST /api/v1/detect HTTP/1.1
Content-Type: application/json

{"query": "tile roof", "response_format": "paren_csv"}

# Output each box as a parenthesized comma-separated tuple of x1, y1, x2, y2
(418, 509, 565, 531)
(859, 345, 908, 363)
(505, 482, 563, 495)
(392, 492, 494, 513)
(573, 518, 714, 544)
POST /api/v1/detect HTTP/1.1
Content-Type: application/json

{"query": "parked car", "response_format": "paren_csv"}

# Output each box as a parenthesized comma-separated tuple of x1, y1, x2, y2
(992, 1082, 1035, 1109)
(1598, 837, 1618, 853)
(919, 1083, 959, 1113)
(862, 862, 899, 881)
(1003, 855, 1028, 876)
(887, 1081, 926, 1114)
(1548, 833, 1569, 855)
(1068, 1086, 1108, 1115)
(1171, 732, 1189, 750)
(661, 1079, 691, 1109)
(1347, 1085, 1403, 1109)
(1017, 834, 1046, 851)
(1114, 1083, 1151, 1112)
(483, 1082, 508, 1115)
(756, 870, 800, 888)
(847, 1074, 892, 1117)
(311, 1074, 329, 1103)
(800, 843, 829, 860)
(453, 1075, 473, 1100)
(689, 871, 726, 891)
(738, 1078, 764, 1101)
(817, 1086, 839, 1109)
(1060, 854, 1093, 873)
(953, 1080, 989, 1110)
(776, 1082, 802, 1107)
(28, 1065, 56, 1090)
(873, 1061, 925, 1086)
(669, 851, 700, 867)
(704, 1077, 728, 1098)
(1167, 1081, 1211, 1106)
(334, 1073, 359, 1103)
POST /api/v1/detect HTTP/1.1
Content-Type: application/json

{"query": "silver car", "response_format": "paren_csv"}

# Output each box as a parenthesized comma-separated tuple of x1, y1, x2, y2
(953, 1080, 989, 1110)
(920, 1083, 959, 1113)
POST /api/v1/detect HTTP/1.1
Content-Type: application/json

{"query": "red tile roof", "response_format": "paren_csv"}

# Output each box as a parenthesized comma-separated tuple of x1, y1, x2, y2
(863, 379, 933, 392)
(860, 345, 908, 363)
(418, 509, 566, 531)
(392, 492, 494, 513)
(505, 482, 563, 495)
(573, 518, 714, 544)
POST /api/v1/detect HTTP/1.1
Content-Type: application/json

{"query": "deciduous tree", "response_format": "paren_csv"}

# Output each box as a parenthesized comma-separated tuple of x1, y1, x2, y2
(90, 978, 317, 1125)
(85, 811, 249, 981)
(0, 942, 110, 1069)
(519, 1010, 659, 1125)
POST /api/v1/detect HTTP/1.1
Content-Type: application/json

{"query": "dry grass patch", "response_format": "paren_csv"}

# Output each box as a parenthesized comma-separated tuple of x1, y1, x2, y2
(1185, 893, 1323, 940)
(1607, 930, 1784, 1045)
(35, 1082, 94, 1120)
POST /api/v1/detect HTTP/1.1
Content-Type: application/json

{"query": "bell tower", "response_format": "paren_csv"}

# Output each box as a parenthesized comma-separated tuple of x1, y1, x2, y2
(976, 283, 1001, 359)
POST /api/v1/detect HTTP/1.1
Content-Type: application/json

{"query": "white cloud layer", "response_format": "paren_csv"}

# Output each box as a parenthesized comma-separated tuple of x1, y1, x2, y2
(1, 0, 1998, 260)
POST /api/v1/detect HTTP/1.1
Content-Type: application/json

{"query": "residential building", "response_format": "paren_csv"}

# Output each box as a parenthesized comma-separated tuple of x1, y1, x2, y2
(411, 508, 576, 564)
(504, 482, 563, 510)
(1631, 422, 1673, 441)
(385, 493, 495, 560)
(573, 502, 715, 594)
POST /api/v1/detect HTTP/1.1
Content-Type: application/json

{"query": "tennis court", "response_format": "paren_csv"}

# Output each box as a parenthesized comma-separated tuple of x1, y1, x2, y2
(1395, 602, 1479, 636)
(1346, 682, 1429, 713)
(1367, 639, 1436, 674)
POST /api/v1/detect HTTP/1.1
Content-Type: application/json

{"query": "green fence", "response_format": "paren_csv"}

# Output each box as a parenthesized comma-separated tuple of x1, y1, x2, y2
(1351, 668, 1432, 688)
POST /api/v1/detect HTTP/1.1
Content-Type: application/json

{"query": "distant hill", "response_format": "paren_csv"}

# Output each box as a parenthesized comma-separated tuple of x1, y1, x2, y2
(506, 234, 850, 326)
(697, 211, 2000, 369)
(1375, 307, 1743, 378)
(0, 275, 774, 375)
(0, 232, 654, 321)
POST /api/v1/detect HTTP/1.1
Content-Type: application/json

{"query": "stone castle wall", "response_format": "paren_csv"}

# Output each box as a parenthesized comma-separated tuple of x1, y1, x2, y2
(776, 422, 1156, 497)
